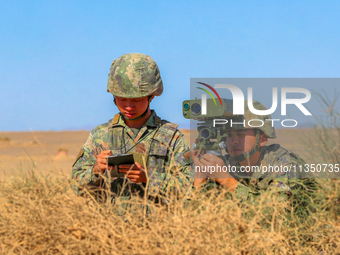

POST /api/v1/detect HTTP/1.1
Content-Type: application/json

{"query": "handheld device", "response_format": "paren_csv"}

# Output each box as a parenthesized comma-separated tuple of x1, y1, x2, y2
(106, 154, 135, 178)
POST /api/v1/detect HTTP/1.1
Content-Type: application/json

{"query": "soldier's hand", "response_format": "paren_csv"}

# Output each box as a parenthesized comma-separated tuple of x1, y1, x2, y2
(199, 154, 238, 192)
(194, 177, 208, 189)
(200, 153, 231, 179)
(192, 149, 206, 166)
(119, 162, 147, 183)
(93, 150, 113, 174)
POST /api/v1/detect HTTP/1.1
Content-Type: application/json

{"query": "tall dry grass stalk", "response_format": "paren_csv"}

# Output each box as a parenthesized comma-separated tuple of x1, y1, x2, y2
(303, 91, 340, 165)
(299, 91, 340, 245)
(0, 169, 340, 254)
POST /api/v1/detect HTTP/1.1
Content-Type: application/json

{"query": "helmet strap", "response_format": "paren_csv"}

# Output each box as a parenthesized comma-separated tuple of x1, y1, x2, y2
(230, 130, 264, 162)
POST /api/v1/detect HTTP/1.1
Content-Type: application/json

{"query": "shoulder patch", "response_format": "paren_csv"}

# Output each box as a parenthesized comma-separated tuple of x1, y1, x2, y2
(112, 113, 120, 124)
(184, 151, 191, 162)
(72, 149, 84, 167)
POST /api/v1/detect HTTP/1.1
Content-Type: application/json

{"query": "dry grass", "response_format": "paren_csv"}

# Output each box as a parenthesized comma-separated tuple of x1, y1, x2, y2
(2, 96, 340, 254)
(0, 169, 340, 254)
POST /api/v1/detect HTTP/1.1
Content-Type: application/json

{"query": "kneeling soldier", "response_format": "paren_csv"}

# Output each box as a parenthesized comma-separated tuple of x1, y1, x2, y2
(71, 53, 192, 205)
(193, 100, 318, 209)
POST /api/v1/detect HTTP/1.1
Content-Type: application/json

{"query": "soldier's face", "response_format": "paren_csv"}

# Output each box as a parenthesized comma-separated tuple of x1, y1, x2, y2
(115, 96, 150, 119)
(226, 129, 257, 157)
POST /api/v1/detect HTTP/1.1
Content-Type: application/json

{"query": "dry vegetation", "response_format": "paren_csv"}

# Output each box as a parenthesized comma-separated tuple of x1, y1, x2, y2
(1, 112, 340, 254)
(1, 170, 340, 254)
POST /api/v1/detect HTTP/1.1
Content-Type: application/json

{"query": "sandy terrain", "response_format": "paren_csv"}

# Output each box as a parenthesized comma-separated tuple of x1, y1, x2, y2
(0, 129, 310, 177)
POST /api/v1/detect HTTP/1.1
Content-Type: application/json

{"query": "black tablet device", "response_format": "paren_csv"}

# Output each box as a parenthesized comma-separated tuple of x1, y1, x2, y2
(106, 154, 135, 178)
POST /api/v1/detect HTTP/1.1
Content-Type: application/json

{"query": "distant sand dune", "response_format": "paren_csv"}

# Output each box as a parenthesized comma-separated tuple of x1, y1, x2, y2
(0, 129, 310, 175)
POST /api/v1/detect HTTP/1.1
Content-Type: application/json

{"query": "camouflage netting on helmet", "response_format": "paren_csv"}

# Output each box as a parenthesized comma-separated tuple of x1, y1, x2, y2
(225, 100, 277, 139)
(107, 53, 163, 98)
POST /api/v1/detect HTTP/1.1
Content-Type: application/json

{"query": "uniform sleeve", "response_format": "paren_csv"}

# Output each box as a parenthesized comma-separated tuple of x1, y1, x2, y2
(71, 132, 102, 196)
(233, 152, 318, 218)
(233, 176, 294, 202)
(146, 130, 193, 196)
(234, 176, 318, 223)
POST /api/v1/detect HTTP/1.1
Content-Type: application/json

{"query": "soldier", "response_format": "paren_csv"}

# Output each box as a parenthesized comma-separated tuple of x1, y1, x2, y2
(71, 53, 192, 204)
(192, 100, 318, 206)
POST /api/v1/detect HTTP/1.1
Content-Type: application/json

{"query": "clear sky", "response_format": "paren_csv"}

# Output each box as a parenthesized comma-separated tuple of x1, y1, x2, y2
(1, 0, 339, 131)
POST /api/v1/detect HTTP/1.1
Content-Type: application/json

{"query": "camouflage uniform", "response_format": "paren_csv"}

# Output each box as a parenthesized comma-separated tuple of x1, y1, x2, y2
(71, 110, 192, 202)
(224, 144, 316, 202)
(198, 100, 318, 214)
(71, 53, 192, 204)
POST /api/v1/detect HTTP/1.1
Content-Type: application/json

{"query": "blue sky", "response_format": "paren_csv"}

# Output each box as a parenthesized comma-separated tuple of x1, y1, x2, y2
(1, 0, 339, 131)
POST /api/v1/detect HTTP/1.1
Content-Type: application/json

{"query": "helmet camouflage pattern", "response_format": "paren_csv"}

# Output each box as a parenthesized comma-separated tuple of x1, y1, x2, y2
(107, 53, 163, 98)
(227, 100, 277, 139)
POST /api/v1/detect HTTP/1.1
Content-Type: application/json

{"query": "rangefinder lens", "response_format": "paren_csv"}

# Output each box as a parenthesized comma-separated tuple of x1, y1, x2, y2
(191, 103, 201, 115)
(200, 128, 210, 139)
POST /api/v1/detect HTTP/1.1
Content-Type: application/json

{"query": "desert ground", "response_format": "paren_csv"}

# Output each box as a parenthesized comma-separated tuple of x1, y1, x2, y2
(0, 129, 310, 177)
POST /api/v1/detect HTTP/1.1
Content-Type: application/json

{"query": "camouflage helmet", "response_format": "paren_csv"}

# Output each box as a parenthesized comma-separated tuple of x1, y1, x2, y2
(107, 53, 163, 98)
(226, 100, 277, 139)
